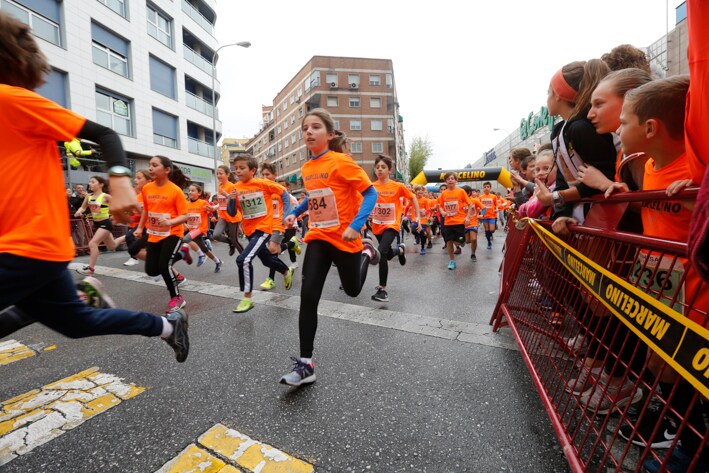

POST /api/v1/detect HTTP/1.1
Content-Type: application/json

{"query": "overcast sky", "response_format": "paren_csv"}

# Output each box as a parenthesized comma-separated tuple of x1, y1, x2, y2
(214, 0, 683, 170)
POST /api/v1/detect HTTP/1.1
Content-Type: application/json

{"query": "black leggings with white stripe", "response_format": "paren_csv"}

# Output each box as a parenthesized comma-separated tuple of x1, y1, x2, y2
(236, 230, 288, 294)
(145, 235, 183, 298)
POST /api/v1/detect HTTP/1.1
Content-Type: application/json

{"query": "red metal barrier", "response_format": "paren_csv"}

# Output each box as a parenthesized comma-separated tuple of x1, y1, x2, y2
(492, 189, 708, 472)
(70, 218, 128, 256)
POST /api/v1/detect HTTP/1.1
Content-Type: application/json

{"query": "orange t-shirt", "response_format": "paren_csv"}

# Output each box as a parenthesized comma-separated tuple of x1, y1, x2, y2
(141, 181, 188, 243)
(185, 198, 210, 235)
(217, 181, 242, 223)
(0, 85, 85, 262)
(371, 180, 415, 235)
(438, 187, 472, 225)
(685, 2, 709, 184)
(479, 192, 498, 218)
(416, 196, 431, 222)
(129, 192, 144, 227)
(640, 154, 707, 326)
(466, 198, 484, 227)
(301, 151, 373, 252)
(233, 177, 286, 237)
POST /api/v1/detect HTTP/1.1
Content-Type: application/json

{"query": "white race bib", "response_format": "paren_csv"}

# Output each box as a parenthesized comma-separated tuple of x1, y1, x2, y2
(239, 191, 267, 219)
(372, 202, 396, 225)
(147, 212, 171, 236)
(308, 188, 340, 228)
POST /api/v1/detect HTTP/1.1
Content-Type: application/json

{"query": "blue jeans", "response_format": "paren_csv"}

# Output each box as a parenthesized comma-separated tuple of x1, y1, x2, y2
(0, 253, 162, 338)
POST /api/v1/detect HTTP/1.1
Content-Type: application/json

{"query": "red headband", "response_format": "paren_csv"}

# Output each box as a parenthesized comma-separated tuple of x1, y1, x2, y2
(551, 69, 578, 103)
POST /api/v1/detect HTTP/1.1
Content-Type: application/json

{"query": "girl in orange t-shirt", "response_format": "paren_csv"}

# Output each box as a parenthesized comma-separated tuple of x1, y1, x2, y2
(74, 176, 118, 275)
(279, 108, 380, 387)
(182, 183, 222, 273)
(134, 156, 190, 314)
(213, 165, 244, 257)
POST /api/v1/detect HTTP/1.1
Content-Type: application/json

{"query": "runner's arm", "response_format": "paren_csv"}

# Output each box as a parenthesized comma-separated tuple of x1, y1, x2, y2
(349, 185, 378, 232)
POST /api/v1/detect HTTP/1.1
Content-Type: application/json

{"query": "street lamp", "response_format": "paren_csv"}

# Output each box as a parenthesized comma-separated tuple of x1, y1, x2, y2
(211, 41, 251, 192)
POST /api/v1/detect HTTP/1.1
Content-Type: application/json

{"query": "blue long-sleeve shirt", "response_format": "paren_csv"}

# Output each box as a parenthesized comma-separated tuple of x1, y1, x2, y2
(290, 185, 377, 232)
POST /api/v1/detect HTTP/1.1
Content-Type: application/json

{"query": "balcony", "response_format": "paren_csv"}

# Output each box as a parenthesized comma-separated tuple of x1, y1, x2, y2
(181, 0, 214, 35)
(188, 137, 214, 158)
(183, 45, 212, 75)
(185, 91, 216, 118)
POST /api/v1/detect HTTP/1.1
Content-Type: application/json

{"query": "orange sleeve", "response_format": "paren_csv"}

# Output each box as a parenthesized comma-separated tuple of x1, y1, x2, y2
(686, 1, 709, 183)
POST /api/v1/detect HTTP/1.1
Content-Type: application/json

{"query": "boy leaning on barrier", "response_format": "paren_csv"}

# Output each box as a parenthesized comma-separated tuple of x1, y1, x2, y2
(609, 75, 708, 473)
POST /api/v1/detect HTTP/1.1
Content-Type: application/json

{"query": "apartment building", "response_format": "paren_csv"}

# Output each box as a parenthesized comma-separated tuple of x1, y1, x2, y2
(3, 0, 224, 191)
(246, 56, 406, 192)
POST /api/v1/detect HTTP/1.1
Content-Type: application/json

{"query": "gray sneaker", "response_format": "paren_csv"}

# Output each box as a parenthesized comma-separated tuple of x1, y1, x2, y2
(163, 309, 189, 363)
(361, 238, 381, 265)
(397, 243, 406, 266)
(280, 357, 315, 386)
(372, 288, 389, 302)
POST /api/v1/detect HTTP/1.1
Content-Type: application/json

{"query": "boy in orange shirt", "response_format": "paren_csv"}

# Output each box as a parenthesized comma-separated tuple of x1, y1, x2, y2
(609, 76, 708, 472)
(479, 182, 499, 249)
(437, 173, 478, 269)
(227, 156, 293, 313)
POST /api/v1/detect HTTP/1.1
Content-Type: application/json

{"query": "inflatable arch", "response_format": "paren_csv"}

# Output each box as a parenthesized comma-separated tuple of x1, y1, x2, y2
(410, 167, 513, 189)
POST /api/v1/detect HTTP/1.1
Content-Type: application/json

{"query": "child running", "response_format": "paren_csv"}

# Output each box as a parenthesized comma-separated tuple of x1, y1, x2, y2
(227, 155, 294, 313)
(438, 173, 477, 269)
(370, 154, 420, 302)
(183, 183, 222, 273)
(133, 155, 191, 314)
(478, 182, 498, 250)
(213, 165, 244, 256)
(462, 186, 484, 261)
(115, 169, 151, 266)
(74, 176, 118, 275)
(280, 108, 380, 386)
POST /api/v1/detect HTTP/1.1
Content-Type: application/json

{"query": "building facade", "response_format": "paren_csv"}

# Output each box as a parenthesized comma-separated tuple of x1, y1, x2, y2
(246, 56, 406, 192)
(221, 137, 250, 165)
(474, 2, 689, 177)
(4, 0, 224, 191)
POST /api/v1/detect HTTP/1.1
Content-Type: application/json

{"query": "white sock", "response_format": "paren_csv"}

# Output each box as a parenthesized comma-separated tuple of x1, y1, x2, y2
(197, 249, 205, 256)
(160, 318, 173, 338)
(300, 357, 313, 365)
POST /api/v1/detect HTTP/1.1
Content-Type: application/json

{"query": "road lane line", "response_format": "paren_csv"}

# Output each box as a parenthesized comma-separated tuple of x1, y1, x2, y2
(72, 264, 517, 351)
(0, 340, 36, 366)
(0, 367, 144, 466)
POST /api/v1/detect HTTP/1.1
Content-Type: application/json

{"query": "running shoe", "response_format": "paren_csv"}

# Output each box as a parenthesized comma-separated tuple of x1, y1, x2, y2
(214, 259, 222, 273)
(361, 238, 381, 265)
(260, 277, 276, 290)
(197, 254, 206, 267)
(205, 238, 213, 251)
(397, 243, 406, 266)
(174, 274, 186, 287)
(581, 378, 643, 416)
(448, 260, 456, 270)
(180, 246, 193, 265)
(549, 312, 563, 326)
(283, 268, 294, 290)
(454, 246, 462, 255)
(229, 243, 236, 257)
(165, 295, 186, 314)
(123, 257, 139, 266)
(470, 253, 477, 261)
(280, 357, 316, 386)
(565, 365, 602, 395)
(290, 262, 299, 270)
(487, 243, 492, 250)
(566, 334, 588, 355)
(372, 288, 389, 302)
(618, 398, 677, 449)
(163, 308, 189, 363)
(643, 445, 708, 473)
(76, 265, 94, 276)
(233, 298, 255, 313)
(76, 276, 116, 308)
(420, 248, 426, 255)
(426, 242, 432, 249)
(291, 236, 302, 255)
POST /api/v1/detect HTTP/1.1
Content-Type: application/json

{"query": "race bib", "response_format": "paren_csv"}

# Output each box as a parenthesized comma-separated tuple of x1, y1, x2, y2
(630, 251, 685, 314)
(239, 191, 267, 219)
(147, 211, 171, 236)
(272, 198, 280, 219)
(186, 213, 202, 229)
(443, 199, 459, 216)
(308, 187, 339, 228)
(89, 202, 101, 215)
(217, 194, 228, 211)
(372, 202, 396, 225)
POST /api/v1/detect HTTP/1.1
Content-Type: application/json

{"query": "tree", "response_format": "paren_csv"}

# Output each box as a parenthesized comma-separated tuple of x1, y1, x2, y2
(408, 136, 433, 181)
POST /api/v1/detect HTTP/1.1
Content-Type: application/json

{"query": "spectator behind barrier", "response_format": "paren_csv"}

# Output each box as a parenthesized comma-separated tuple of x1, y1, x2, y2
(519, 150, 556, 219)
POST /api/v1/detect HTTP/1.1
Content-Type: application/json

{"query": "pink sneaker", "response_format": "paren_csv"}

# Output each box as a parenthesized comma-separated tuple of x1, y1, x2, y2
(166, 296, 186, 314)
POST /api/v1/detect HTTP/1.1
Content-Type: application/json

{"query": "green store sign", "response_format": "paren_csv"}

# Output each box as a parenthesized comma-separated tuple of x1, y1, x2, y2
(178, 165, 212, 181)
(519, 106, 557, 140)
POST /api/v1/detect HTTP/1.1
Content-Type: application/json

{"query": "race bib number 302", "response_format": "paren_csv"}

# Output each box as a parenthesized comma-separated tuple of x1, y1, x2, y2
(308, 188, 339, 228)
(372, 202, 396, 225)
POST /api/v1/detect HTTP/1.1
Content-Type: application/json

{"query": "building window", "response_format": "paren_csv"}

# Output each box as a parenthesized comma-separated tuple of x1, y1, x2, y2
(372, 142, 384, 153)
(36, 68, 68, 108)
(350, 119, 361, 131)
(152, 108, 178, 148)
(285, 139, 289, 148)
(291, 135, 296, 144)
(2, 0, 61, 46)
(387, 118, 395, 133)
(348, 74, 360, 88)
(350, 141, 362, 154)
(305, 70, 320, 92)
(369, 74, 381, 86)
(370, 97, 381, 108)
(371, 120, 383, 131)
(326, 72, 338, 87)
(327, 96, 338, 107)
(97, 0, 126, 18)
(386, 73, 393, 88)
(297, 86, 302, 97)
(291, 115, 295, 124)
(298, 107, 304, 118)
(284, 118, 289, 129)
(91, 23, 130, 78)
(333, 120, 340, 130)
(147, 4, 172, 48)
(96, 89, 133, 136)
(349, 97, 360, 108)
(277, 125, 281, 135)
(278, 143, 282, 152)
(149, 55, 176, 99)
(299, 151, 304, 161)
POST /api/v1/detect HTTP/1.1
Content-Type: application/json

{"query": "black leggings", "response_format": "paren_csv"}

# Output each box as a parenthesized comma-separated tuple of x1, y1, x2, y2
(299, 240, 371, 358)
(145, 235, 182, 298)
(417, 225, 428, 249)
(375, 229, 399, 287)
(127, 227, 148, 258)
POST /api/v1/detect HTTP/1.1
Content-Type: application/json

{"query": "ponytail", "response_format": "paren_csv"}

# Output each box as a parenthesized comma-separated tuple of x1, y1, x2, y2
(154, 155, 190, 189)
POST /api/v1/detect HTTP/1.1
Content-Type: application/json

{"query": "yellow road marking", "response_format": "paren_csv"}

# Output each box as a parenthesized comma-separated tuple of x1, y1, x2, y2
(156, 423, 314, 473)
(0, 340, 36, 366)
(0, 367, 144, 466)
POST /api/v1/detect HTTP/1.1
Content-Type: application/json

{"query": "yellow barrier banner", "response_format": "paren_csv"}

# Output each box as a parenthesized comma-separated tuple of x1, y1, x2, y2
(526, 219, 709, 399)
